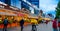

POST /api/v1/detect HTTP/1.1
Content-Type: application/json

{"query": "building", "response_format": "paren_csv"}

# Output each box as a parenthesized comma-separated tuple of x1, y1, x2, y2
(21, 1, 29, 10)
(0, 0, 21, 9)
(34, 9, 39, 15)
(27, 0, 39, 14)
(5, 0, 11, 6)
(21, 0, 35, 13)
(0, 0, 39, 14)
(27, 0, 39, 8)
(0, 0, 11, 6)
(11, 0, 21, 9)
(29, 6, 34, 14)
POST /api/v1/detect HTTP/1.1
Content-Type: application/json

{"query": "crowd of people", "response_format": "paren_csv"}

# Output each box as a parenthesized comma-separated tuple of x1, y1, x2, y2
(2, 17, 38, 31)
(2, 17, 60, 31)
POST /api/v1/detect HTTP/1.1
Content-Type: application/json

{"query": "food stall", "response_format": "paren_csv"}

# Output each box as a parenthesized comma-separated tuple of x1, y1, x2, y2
(17, 12, 30, 26)
(0, 8, 18, 28)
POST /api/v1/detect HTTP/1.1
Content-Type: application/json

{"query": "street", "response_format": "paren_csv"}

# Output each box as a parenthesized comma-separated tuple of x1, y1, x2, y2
(0, 21, 53, 31)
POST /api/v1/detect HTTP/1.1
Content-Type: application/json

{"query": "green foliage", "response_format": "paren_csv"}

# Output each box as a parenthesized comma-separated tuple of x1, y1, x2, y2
(56, 1, 60, 18)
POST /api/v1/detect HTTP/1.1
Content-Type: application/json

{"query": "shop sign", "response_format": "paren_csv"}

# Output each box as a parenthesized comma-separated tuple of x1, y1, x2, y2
(18, 13, 24, 16)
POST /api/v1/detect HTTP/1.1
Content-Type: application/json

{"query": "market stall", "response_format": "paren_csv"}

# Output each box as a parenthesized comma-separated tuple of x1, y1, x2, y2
(0, 8, 18, 28)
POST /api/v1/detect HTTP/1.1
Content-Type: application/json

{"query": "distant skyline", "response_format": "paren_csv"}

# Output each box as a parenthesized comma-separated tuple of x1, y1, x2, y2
(39, 0, 58, 15)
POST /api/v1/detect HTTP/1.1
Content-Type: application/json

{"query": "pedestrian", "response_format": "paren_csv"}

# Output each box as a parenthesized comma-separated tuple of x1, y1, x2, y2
(58, 18, 60, 31)
(3, 18, 8, 31)
(52, 17, 58, 31)
(19, 18, 24, 31)
(45, 20, 48, 24)
(31, 19, 38, 31)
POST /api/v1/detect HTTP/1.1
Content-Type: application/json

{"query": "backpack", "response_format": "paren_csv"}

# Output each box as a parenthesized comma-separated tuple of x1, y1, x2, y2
(3, 19, 8, 25)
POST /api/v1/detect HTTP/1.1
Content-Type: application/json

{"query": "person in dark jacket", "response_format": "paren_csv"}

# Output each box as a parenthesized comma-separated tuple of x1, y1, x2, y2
(52, 17, 58, 31)
(20, 18, 24, 31)
(3, 18, 8, 31)
(58, 18, 60, 31)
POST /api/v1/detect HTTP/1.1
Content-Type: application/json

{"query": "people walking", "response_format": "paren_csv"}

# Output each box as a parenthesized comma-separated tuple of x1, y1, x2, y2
(45, 20, 49, 24)
(58, 18, 60, 31)
(19, 18, 24, 31)
(52, 17, 58, 31)
(31, 19, 38, 31)
(3, 18, 8, 31)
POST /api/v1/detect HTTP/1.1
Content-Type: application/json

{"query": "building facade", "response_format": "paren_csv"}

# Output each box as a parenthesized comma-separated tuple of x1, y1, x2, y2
(0, 0, 39, 14)
(27, 0, 39, 8)
(0, 0, 11, 6)
(34, 9, 39, 15)
(21, 1, 29, 10)
(27, 0, 39, 15)
(0, 0, 21, 9)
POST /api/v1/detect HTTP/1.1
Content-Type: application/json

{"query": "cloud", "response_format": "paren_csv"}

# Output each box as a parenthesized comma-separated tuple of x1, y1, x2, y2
(39, 0, 58, 13)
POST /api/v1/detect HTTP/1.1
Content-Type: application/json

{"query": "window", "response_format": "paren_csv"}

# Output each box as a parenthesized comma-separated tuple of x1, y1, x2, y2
(11, 0, 21, 9)
(0, 0, 5, 3)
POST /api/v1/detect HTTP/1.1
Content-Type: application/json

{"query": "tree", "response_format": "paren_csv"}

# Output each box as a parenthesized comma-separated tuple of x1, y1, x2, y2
(56, 1, 60, 18)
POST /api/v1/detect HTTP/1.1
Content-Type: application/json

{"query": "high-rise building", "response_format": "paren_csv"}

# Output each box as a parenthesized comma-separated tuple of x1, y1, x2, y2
(21, 0, 32, 13)
(27, 0, 39, 15)
(34, 9, 39, 15)
(27, 0, 39, 8)
(21, 1, 29, 10)
(0, 0, 21, 9)
(29, 7, 34, 14)
(4, 0, 11, 6)
(0, 0, 11, 6)
(0, 0, 5, 3)
(11, 0, 21, 9)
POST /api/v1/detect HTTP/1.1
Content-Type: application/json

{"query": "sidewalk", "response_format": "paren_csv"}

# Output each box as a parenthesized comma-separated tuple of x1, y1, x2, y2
(0, 21, 53, 31)
(0, 25, 32, 31)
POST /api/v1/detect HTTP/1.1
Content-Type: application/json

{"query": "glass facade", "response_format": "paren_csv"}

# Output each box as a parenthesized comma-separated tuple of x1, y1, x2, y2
(27, 0, 39, 8)
(0, 0, 5, 2)
(0, 0, 39, 14)
(27, 0, 39, 15)
(34, 9, 39, 15)
(11, 0, 21, 9)
(21, 1, 29, 10)
(0, 0, 21, 9)
(4, 0, 11, 6)
(29, 7, 34, 14)
(0, 0, 11, 5)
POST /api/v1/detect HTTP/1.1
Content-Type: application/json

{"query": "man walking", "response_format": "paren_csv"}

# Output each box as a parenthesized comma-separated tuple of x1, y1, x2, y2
(3, 18, 8, 31)
(19, 18, 24, 31)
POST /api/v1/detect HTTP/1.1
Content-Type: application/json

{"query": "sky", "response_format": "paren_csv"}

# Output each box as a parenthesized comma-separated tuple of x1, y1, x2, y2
(39, 0, 59, 15)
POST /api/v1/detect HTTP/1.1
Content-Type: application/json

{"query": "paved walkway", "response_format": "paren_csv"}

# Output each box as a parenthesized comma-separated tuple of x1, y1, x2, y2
(0, 21, 53, 31)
